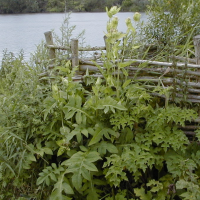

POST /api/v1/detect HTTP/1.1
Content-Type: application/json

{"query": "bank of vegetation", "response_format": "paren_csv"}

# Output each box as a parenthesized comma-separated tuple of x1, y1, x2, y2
(0, 0, 149, 14)
(1, 0, 200, 199)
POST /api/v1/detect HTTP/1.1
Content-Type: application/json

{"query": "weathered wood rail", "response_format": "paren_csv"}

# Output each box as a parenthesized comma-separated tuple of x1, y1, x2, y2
(44, 31, 106, 65)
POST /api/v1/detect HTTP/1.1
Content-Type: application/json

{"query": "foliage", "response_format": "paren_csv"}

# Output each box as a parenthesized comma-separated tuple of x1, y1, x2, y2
(0, 0, 47, 13)
(0, 0, 149, 13)
(121, 0, 149, 12)
(142, 0, 200, 47)
(1, 5, 200, 200)
(52, 12, 86, 59)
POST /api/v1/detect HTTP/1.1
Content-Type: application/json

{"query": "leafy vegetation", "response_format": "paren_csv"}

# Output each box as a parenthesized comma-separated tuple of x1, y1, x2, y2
(142, 0, 200, 47)
(1, 4, 200, 200)
(0, 0, 149, 13)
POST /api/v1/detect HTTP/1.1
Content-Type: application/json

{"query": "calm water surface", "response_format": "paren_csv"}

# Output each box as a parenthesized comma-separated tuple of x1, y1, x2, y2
(0, 12, 147, 60)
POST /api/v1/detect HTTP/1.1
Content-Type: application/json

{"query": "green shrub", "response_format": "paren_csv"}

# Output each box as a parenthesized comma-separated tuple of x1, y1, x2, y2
(0, 6, 200, 200)
(142, 0, 200, 46)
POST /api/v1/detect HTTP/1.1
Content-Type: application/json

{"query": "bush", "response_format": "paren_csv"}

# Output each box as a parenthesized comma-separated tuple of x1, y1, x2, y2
(1, 6, 200, 200)
(142, 0, 200, 46)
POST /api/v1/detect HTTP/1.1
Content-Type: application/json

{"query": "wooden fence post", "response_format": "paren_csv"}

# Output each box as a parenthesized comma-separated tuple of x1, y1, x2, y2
(71, 38, 79, 69)
(193, 35, 200, 65)
(44, 31, 56, 62)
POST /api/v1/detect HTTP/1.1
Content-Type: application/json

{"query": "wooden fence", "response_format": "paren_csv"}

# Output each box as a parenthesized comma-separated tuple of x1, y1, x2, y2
(45, 32, 200, 137)
(43, 31, 200, 137)
(43, 31, 200, 136)
(43, 31, 200, 102)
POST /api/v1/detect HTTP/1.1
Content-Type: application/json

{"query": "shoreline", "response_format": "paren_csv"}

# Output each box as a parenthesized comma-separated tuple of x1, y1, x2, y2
(0, 10, 143, 15)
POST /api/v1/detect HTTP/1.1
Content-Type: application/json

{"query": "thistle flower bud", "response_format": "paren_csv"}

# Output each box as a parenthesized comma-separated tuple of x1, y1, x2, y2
(111, 16, 119, 30)
(62, 78, 68, 86)
(133, 12, 141, 22)
(110, 6, 120, 16)
(125, 17, 135, 33)
(125, 17, 132, 27)
(106, 6, 121, 18)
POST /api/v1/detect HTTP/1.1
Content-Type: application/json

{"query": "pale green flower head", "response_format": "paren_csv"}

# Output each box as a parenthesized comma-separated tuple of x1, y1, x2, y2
(106, 6, 121, 18)
(133, 12, 141, 22)
(111, 16, 119, 29)
(125, 17, 132, 27)
(125, 17, 135, 33)
(107, 16, 119, 32)
(62, 77, 68, 86)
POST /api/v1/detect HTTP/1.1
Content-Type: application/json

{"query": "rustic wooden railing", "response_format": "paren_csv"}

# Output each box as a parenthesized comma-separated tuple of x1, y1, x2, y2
(43, 31, 200, 137)
(43, 31, 200, 135)
(43, 31, 200, 101)
(44, 31, 106, 66)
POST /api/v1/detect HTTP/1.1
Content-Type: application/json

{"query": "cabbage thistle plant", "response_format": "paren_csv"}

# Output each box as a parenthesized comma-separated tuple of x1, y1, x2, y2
(0, 5, 199, 200)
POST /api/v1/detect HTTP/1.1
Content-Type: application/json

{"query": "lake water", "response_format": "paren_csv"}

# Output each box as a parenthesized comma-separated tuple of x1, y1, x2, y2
(0, 12, 147, 61)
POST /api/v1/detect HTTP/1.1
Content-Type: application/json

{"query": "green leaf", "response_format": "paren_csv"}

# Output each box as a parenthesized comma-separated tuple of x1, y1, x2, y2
(122, 68, 129, 77)
(57, 147, 66, 156)
(122, 79, 132, 89)
(195, 129, 200, 141)
(68, 125, 93, 143)
(62, 151, 101, 191)
(87, 190, 99, 200)
(164, 150, 184, 177)
(83, 162, 98, 171)
(118, 60, 134, 68)
(104, 106, 110, 114)
(50, 172, 73, 200)
(62, 182, 74, 195)
(76, 112, 82, 124)
(97, 96, 127, 113)
(27, 153, 36, 162)
(88, 127, 104, 146)
(103, 154, 128, 187)
(37, 164, 64, 186)
(43, 97, 57, 121)
(56, 139, 65, 146)
(37, 173, 49, 186)
(64, 110, 76, 120)
(89, 126, 120, 146)
(50, 190, 71, 200)
(43, 147, 53, 155)
(80, 145, 88, 152)
(81, 129, 89, 137)
(147, 179, 163, 192)
(134, 187, 152, 200)
(72, 173, 82, 191)
(176, 179, 188, 189)
(85, 151, 102, 162)
(92, 141, 118, 155)
(81, 167, 91, 181)
(4, 162, 16, 177)
(63, 95, 92, 120)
